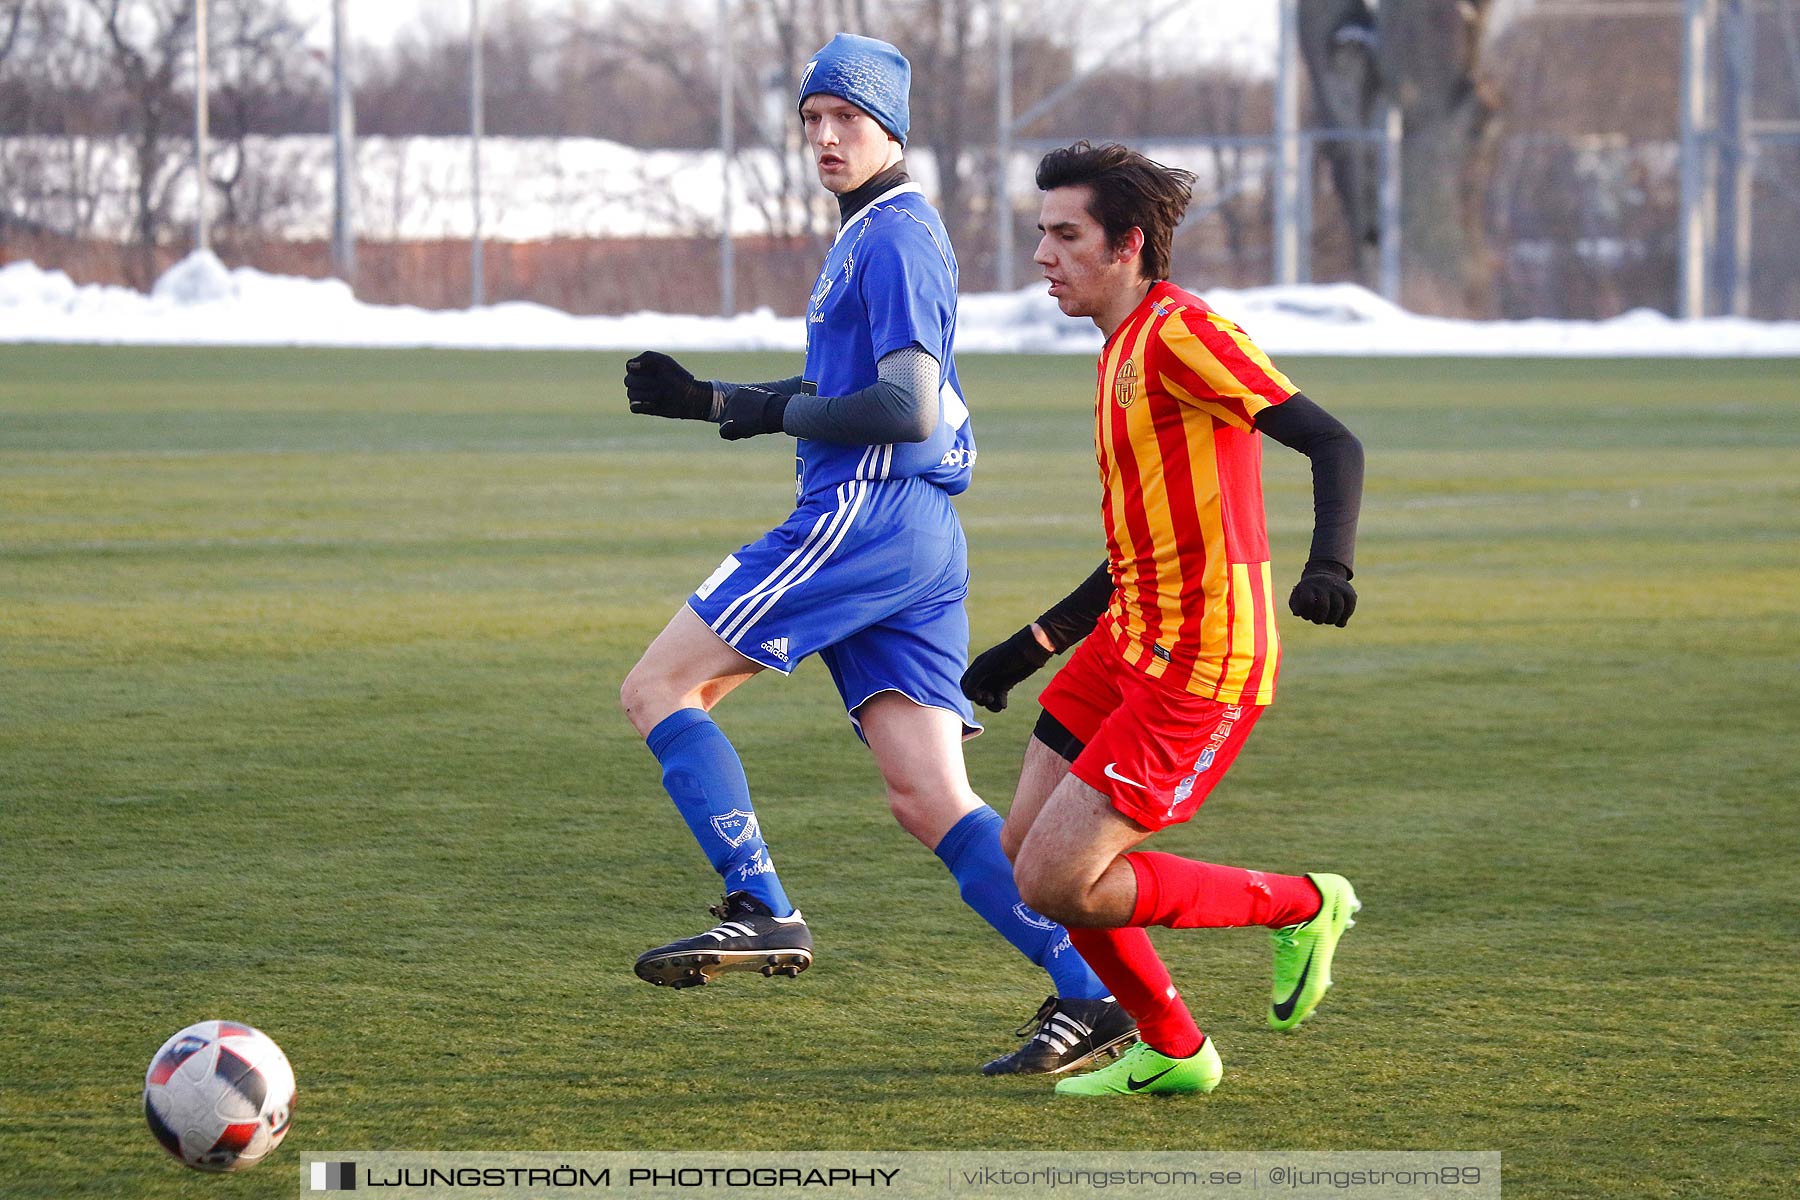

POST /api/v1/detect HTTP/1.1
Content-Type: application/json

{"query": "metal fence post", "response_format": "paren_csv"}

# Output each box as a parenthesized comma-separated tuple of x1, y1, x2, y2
(330, 0, 356, 285)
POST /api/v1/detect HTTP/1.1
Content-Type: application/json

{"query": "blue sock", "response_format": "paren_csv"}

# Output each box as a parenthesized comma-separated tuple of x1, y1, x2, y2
(646, 708, 793, 916)
(933, 806, 1108, 1000)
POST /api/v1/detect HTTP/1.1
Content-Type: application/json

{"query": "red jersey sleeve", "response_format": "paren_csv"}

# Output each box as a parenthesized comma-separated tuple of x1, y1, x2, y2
(1154, 307, 1298, 431)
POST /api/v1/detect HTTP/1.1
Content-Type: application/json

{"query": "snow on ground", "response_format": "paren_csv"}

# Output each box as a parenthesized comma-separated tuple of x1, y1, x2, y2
(5, 251, 1800, 357)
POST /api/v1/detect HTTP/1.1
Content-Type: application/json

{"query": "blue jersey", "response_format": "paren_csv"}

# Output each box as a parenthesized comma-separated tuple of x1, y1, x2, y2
(799, 183, 976, 500)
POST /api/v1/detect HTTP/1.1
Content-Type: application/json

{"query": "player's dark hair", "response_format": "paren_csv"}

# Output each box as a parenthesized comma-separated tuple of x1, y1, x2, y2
(1035, 141, 1195, 281)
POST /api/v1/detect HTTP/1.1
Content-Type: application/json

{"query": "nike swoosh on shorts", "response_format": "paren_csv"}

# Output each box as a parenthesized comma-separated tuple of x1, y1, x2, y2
(1103, 762, 1149, 790)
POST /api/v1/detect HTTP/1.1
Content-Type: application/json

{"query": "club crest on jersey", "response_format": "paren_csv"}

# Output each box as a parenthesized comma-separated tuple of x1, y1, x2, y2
(809, 273, 835, 312)
(710, 809, 761, 848)
(1113, 358, 1138, 408)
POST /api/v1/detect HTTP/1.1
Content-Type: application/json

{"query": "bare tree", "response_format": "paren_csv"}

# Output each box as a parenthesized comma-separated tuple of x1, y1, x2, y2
(1302, 0, 1498, 315)
(205, 0, 318, 245)
(1299, 0, 1380, 280)
(906, 0, 979, 276)
(1, 0, 26, 63)
(86, 0, 197, 285)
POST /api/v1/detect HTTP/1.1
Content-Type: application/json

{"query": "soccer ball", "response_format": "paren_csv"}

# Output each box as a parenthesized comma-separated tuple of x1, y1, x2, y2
(143, 1020, 296, 1172)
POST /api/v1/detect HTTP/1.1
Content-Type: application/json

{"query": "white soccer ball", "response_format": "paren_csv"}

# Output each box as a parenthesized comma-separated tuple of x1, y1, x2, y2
(143, 1020, 297, 1172)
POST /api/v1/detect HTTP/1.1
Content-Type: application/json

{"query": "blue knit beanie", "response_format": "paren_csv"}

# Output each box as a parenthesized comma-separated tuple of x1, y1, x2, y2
(797, 33, 911, 146)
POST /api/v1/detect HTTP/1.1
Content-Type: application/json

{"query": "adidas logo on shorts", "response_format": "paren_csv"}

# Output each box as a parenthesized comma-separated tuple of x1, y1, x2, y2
(760, 637, 791, 663)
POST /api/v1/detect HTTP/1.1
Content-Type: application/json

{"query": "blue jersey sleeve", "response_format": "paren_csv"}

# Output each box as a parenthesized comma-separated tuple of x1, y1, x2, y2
(858, 213, 956, 365)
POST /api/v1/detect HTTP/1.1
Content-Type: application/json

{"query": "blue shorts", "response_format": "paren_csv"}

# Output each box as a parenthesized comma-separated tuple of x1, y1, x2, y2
(687, 476, 980, 738)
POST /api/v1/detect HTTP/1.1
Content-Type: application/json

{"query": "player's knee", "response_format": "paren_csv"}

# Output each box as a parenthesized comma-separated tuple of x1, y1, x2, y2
(1014, 854, 1076, 925)
(884, 786, 925, 836)
(884, 781, 959, 845)
(619, 663, 668, 737)
(999, 819, 1027, 863)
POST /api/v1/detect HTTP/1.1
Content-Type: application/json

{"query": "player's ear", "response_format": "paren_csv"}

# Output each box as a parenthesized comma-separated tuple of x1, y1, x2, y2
(1117, 226, 1146, 266)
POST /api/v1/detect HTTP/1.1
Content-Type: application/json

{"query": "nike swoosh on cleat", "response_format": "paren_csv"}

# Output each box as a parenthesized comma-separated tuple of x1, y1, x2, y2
(1271, 948, 1314, 1022)
(1126, 1065, 1178, 1091)
(1103, 762, 1149, 790)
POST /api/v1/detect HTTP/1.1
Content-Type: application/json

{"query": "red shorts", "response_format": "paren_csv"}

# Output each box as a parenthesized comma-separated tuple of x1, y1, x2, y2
(1038, 633, 1264, 831)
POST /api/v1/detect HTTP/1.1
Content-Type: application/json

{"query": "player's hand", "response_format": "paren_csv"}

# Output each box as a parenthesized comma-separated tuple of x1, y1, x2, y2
(1288, 560, 1356, 627)
(718, 386, 791, 440)
(625, 350, 713, 420)
(961, 626, 1054, 713)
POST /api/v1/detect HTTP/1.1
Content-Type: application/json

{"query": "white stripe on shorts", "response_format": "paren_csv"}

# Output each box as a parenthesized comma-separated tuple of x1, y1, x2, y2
(714, 481, 869, 646)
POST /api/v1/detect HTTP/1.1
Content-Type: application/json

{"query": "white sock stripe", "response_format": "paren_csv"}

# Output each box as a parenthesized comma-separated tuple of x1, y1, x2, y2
(724, 481, 868, 642)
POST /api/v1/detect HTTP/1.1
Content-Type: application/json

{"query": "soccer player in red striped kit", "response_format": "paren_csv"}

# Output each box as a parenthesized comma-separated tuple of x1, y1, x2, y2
(961, 142, 1366, 1096)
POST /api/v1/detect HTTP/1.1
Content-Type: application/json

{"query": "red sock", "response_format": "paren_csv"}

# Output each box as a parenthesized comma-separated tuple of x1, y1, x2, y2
(1128, 852, 1322, 929)
(1066, 927, 1203, 1059)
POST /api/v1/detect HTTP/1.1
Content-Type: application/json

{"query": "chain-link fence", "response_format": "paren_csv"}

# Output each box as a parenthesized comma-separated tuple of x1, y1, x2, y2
(1, 0, 1795, 320)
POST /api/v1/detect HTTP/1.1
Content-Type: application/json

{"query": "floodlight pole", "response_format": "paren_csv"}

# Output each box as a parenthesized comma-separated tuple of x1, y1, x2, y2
(330, 0, 356, 284)
(1379, 101, 1402, 304)
(995, 0, 1013, 291)
(471, 0, 485, 307)
(1716, 0, 1751, 316)
(193, 0, 209, 253)
(1678, 0, 1714, 318)
(719, 0, 735, 318)
(1272, 0, 1301, 287)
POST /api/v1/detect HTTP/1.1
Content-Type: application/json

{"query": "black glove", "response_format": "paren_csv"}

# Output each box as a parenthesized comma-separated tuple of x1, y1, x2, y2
(625, 350, 713, 420)
(1288, 560, 1357, 627)
(961, 626, 1054, 713)
(718, 385, 791, 440)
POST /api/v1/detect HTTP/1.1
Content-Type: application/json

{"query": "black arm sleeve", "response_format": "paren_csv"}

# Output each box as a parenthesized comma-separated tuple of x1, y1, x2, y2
(780, 345, 938, 445)
(1034, 561, 1114, 653)
(1254, 392, 1364, 576)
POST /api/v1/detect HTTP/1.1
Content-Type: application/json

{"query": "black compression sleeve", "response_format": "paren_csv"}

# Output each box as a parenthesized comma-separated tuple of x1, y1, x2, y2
(1255, 392, 1364, 576)
(1034, 561, 1113, 653)
(782, 378, 932, 444)
(780, 346, 938, 445)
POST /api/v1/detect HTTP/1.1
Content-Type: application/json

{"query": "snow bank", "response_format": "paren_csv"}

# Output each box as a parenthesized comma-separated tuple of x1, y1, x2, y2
(4, 253, 1798, 357)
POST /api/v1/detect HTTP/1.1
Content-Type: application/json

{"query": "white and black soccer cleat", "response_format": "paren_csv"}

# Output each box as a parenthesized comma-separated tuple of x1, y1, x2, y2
(633, 891, 814, 990)
(980, 995, 1139, 1075)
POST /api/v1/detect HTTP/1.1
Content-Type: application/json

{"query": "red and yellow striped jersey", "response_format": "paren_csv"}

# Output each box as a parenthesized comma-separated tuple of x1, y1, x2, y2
(1092, 281, 1297, 705)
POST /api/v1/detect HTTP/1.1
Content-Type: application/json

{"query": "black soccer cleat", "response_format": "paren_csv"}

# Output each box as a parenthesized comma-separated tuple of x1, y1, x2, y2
(633, 891, 814, 989)
(980, 995, 1139, 1075)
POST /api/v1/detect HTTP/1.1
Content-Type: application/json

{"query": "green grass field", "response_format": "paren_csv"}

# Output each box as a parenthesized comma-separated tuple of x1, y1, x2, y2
(2, 347, 1797, 1198)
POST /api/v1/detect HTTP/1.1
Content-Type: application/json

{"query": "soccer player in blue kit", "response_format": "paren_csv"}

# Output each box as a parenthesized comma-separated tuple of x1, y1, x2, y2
(619, 33, 1135, 1075)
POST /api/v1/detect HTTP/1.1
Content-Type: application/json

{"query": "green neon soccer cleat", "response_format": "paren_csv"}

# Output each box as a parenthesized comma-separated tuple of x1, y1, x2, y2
(1268, 872, 1360, 1031)
(1053, 1038, 1223, 1097)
